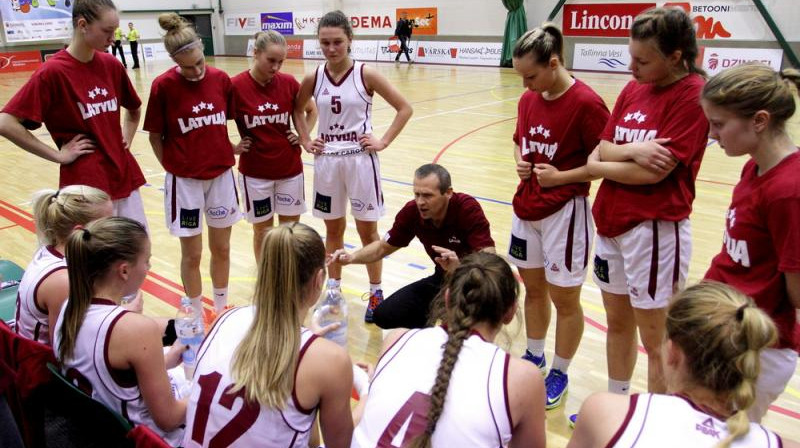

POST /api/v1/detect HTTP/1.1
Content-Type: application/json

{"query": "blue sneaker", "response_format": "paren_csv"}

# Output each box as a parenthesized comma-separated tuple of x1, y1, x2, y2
(521, 350, 546, 375)
(544, 369, 568, 410)
(568, 413, 578, 429)
(364, 289, 383, 323)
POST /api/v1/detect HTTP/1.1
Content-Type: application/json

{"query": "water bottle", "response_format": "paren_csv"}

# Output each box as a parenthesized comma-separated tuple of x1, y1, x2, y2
(175, 296, 204, 378)
(317, 279, 348, 347)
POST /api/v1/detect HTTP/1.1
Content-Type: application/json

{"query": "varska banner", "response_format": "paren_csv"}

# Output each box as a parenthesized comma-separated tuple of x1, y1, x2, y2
(1, 0, 73, 42)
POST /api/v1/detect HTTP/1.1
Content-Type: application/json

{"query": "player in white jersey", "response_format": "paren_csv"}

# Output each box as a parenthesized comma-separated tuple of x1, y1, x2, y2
(183, 223, 354, 448)
(15, 185, 112, 345)
(569, 282, 799, 448)
(54, 217, 187, 443)
(296, 10, 412, 322)
(353, 252, 545, 448)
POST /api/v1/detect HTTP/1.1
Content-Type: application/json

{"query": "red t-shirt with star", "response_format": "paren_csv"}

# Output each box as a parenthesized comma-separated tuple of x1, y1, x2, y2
(231, 71, 302, 180)
(2, 50, 144, 199)
(512, 79, 609, 221)
(705, 152, 800, 350)
(144, 66, 235, 180)
(592, 74, 709, 237)
(385, 193, 495, 274)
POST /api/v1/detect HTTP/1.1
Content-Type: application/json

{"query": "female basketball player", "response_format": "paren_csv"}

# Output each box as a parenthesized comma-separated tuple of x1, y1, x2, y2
(508, 24, 609, 410)
(0, 0, 148, 227)
(701, 64, 800, 421)
(54, 217, 186, 445)
(232, 30, 318, 261)
(352, 252, 545, 447)
(182, 223, 354, 448)
(144, 13, 240, 317)
(295, 10, 413, 322)
(16, 185, 112, 346)
(569, 282, 797, 448)
(585, 7, 709, 396)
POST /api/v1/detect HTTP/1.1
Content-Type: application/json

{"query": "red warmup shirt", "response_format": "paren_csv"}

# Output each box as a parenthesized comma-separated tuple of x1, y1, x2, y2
(144, 66, 235, 180)
(385, 193, 495, 274)
(705, 152, 800, 350)
(232, 71, 303, 180)
(512, 79, 609, 221)
(2, 50, 144, 200)
(592, 74, 709, 237)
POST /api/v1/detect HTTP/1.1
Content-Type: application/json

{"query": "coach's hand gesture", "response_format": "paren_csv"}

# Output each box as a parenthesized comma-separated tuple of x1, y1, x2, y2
(432, 245, 460, 272)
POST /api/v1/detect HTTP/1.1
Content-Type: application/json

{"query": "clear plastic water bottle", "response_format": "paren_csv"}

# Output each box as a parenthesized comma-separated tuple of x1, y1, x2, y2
(175, 296, 204, 378)
(317, 279, 348, 347)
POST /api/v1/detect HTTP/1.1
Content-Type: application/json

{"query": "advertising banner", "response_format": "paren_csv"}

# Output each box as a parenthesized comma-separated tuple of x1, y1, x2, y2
(141, 43, 170, 62)
(395, 7, 438, 36)
(1, 0, 73, 42)
(0, 50, 42, 73)
(261, 12, 294, 35)
(701, 47, 783, 75)
(224, 13, 260, 36)
(377, 40, 502, 66)
(572, 43, 631, 72)
(286, 39, 304, 59)
(563, 3, 655, 37)
(563, 2, 787, 41)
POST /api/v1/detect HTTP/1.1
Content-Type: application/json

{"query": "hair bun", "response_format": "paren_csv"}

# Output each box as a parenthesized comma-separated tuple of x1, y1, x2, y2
(158, 12, 185, 32)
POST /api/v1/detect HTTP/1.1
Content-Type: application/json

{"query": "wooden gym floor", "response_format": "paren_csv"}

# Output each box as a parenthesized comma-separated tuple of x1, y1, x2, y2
(0, 56, 798, 445)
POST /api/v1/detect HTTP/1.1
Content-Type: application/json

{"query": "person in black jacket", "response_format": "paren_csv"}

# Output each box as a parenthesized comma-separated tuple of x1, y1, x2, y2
(394, 13, 413, 63)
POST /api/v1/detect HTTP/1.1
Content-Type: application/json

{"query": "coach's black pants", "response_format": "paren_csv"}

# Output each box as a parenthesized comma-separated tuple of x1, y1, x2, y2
(395, 35, 411, 62)
(372, 271, 444, 329)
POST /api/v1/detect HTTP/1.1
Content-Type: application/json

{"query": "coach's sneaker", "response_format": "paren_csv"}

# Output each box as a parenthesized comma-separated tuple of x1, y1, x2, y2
(568, 413, 578, 429)
(522, 350, 547, 375)
(364, 289, 384, 323)
(544, 369, 569, 410)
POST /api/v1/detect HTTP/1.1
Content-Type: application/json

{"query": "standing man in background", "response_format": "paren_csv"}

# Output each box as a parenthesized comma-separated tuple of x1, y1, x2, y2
(127, 22, 140, 69)
(112, 26, 127, 67)
(394, 13, 413, 63)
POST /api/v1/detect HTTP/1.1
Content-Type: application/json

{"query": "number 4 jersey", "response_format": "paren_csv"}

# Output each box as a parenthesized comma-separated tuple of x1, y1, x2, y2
(183, 306, 319, 448)
(352, 327, 513, 447)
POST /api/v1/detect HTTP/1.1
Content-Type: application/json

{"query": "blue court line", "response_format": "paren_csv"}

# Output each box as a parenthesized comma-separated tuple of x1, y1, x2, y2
(407, 263, 427, 270)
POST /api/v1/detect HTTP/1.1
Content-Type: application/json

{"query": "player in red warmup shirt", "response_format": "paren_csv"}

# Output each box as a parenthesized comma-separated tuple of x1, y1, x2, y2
(0, 0, 148, 228)
(584, 7, 710, 403)
(702, 64, 800, 422)
(231, 30, 317, 262)
(144, 13, 240, 319)
(508, 23, 609, 411)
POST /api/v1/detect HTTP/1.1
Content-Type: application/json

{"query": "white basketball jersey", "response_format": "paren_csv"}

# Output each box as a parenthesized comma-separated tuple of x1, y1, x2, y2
(313, 61, 373, 155)
(352, 327, 512, 448)
(53, 299, 184, 446)
(610, 394, 782, 447)
(15, 245, 66, 345)
(183, 306, 319, 448)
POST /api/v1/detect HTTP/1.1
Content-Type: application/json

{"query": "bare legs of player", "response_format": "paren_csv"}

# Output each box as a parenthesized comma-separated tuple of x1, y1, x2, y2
(252, 214, 300, 264)
(520, 268, 584, 365)
(179, 226, 231, 308)
(603, 291, 667, 394)
(324, 218, 382, 287)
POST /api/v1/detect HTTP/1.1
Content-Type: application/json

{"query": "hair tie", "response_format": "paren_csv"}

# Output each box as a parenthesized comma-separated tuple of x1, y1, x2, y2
(735, 303, 748, 321)
(82, 228, 91, 241)
(50, 189, 60, 203)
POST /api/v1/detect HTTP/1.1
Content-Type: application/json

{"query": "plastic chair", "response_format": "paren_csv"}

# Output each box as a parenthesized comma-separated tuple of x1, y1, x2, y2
(45, 362, 134, 446)
(0, 260, 24, 323)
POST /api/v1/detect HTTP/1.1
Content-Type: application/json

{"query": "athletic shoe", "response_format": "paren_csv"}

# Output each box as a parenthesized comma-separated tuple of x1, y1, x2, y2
(521, 349, 547, 375)
(544, 369, 569, 410)
(568, 413, 578, 429)
(364, 289, 384, 323)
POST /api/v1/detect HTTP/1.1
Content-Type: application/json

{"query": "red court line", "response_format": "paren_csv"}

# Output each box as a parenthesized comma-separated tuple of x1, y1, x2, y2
(0, 224, 18, 231)
(0, 199, 214, 309)
(432, 117, 516, 164)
